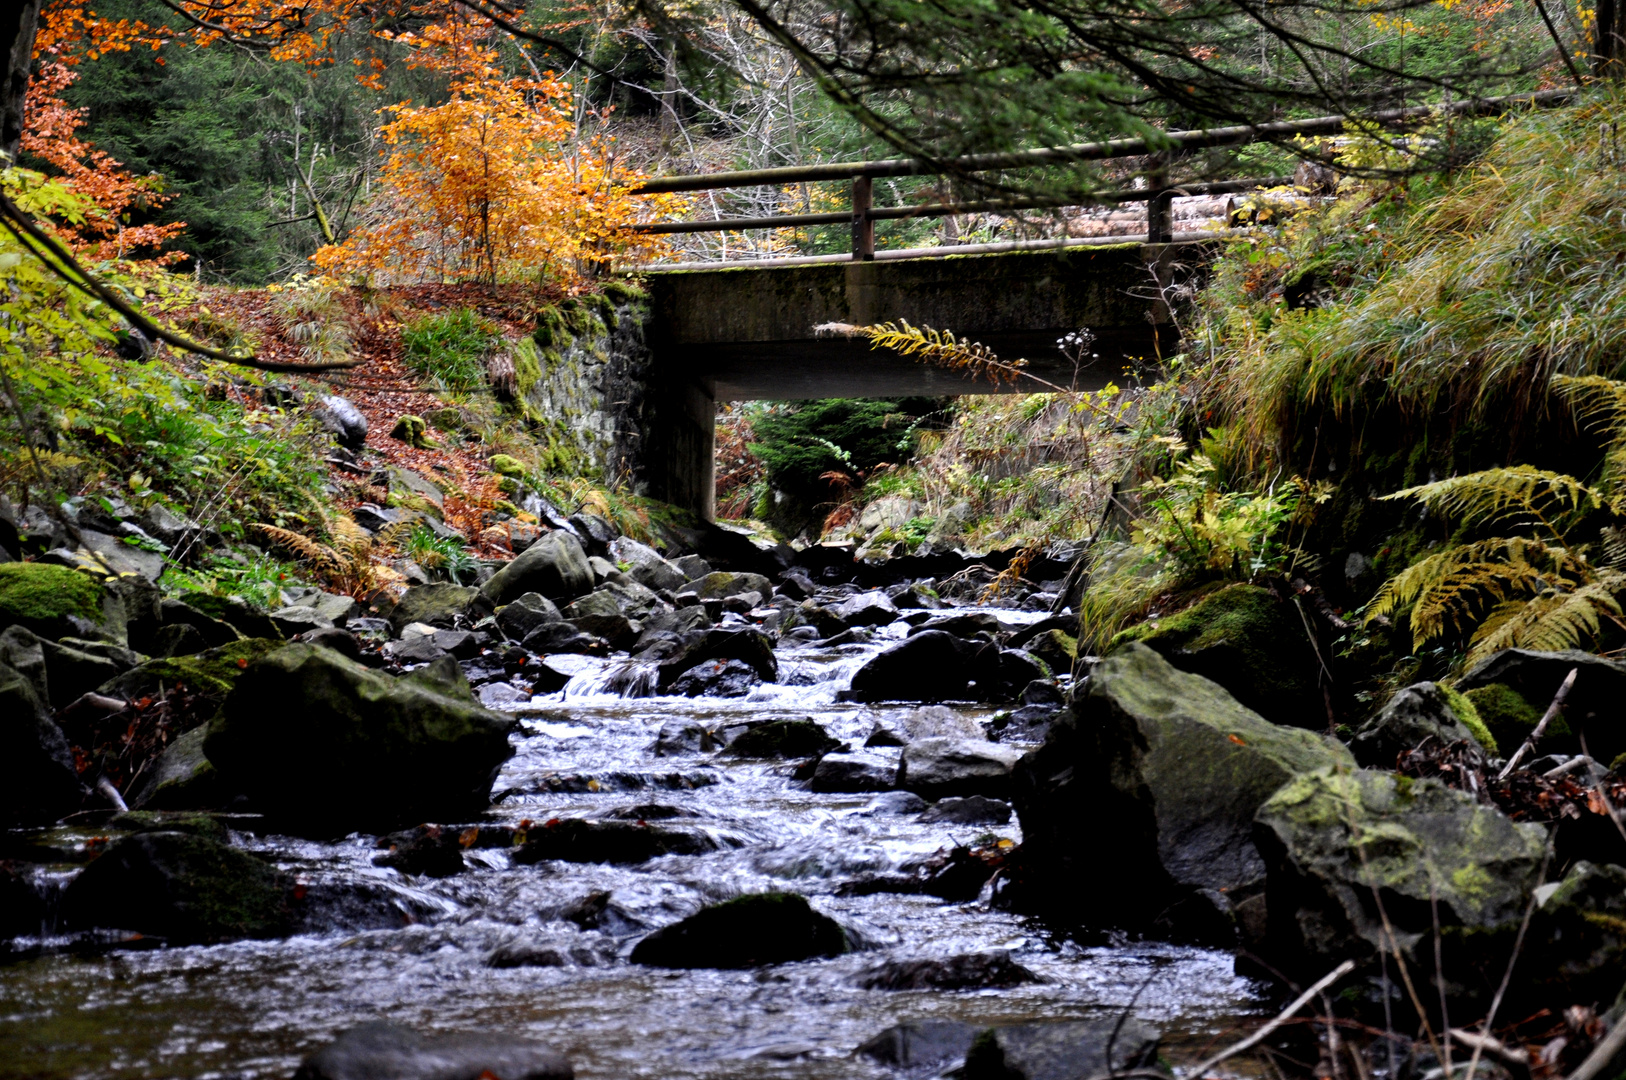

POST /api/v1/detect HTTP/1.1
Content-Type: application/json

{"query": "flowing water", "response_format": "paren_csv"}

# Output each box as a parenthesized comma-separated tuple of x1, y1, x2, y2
(0, 613, 1271, 1079)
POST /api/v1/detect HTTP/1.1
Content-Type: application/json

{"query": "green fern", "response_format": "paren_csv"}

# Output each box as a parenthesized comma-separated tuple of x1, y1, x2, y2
(1366, 464, 1626, 664)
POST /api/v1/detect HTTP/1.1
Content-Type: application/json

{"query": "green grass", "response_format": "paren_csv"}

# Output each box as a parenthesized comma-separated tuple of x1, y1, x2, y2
(401, 309, 498, 393)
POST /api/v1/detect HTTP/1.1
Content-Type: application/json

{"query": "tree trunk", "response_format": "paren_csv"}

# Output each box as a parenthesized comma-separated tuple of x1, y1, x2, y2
(1599, 0, 1626, 79)
(3, 0, 41, 163)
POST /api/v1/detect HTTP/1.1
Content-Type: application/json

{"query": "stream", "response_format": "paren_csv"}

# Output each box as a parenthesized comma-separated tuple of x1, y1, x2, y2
(0, 611, 1270, 1079)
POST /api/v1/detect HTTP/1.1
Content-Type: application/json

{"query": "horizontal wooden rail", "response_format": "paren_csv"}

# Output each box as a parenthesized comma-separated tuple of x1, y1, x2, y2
(631, 89, 1574, 195)
(630, 176, 1293, 235)
(627, 88, 1574, 262)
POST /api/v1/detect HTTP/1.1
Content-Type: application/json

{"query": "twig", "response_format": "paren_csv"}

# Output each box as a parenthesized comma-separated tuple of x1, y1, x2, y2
(1432, 882, 1453, 1080)
(1498, 667, 1579, 780)
(1182, 960, 1357, 1078)
(1564, 1009, 1626, 1080)
(1578, 734, 1626, 849)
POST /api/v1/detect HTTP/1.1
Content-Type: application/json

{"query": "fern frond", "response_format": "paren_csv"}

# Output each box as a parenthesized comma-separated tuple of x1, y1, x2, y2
(1364, 536, 1582, 647)
(1382, 465, 1603, 540)
(1553, 375, 1626, 509)
(1467, 579, 1623, 664)
(859, 320, 1029, 387)
(253, 523, 340, 570)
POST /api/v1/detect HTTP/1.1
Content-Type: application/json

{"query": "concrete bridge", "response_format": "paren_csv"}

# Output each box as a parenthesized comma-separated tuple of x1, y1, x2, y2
(612, 242, 1193, 520)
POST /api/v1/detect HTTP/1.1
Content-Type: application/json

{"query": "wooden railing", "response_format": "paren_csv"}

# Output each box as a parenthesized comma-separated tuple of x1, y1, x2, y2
(624, 89, 1573, 266)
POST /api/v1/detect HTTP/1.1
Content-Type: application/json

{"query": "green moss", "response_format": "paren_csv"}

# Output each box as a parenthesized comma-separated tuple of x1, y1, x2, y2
(1439, 683, 1499, 755)
(109, 637, 282, 701)
(488, 454, 526, 478)
(0, 562, 105, 634)
(1463, 682, 1562, 755)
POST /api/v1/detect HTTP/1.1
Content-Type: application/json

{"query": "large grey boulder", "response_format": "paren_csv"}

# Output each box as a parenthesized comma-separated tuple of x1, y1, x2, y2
(898, 737, 1025, 800)
(1253, 766, 1546, 981)
(609, 536, 687, 593)
(494, 592, 563, 642)
(313, 395, 368, 452)
(832, 591, 900, 627)
(294, 1022, 572, 1080)
(849, 631, 979, 702)
(655, 627, 776, 690)
(629, 892, 846, 969)
(0, 659, 84, 825)
(481, 530, 594, 606)
(686, 570, 773, 601)
(61, 830, 289, 943)
(809, 751, 896, 793)
(126, 726, 220, 810)
(389, 583, 489, 633)
(205, 644, 514, 833)
(1009, 642, 1353, 935)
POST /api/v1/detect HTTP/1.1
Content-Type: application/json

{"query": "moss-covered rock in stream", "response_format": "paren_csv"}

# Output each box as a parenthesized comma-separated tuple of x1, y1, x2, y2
(60, 830, 289, 943)
(629, 892, 847, 969)
(1008, 641, 1353, 940)
(1115, 583, 1324, 728)
(205, 643, 514, 833)
(1252, 766, 1546, 986)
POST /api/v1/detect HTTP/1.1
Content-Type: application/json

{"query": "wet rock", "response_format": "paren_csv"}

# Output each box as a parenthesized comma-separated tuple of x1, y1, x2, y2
(673, 554, 712, 581)
(982, 649, 1051, 701)
(909, 612, 1001, 639)
(832, 591, 900, 627)
(669, 658, 761, 697)
(293, 1022, 571, 1080)
(849, 631, 976, 702)
(656, 627, 777, 690)
(866, 704, 987, 747)
(962, 1017, 1161, 1080)
(888, 582, 944, 609)
(1456, 648, 1626, 763)
(1009, 642, 1353, 936)
(126, 725, 220, 810)
(158, 598, 242, 649)
(495, 592, 563, 642)
(727, 719, 843, 758)
(512, 818, 717, 864)
(1253, 767, 1546, 980)
(856, 1020, 979, 1071)
(629, 892, 846, 969)
(561, 589, 637, 646)
(0, 864, 44, 938)
(373, 826, 467, 878)
(313, 395, 368, 452)
(1020, 628, 1077, 673)
(688, 570, 773, 602)
(920, 795, 1013, 825)
(544, 889, 648, 935)
(481, 529, 595, 606)
(863, 791, 929, 816)
(287, 881, 445, 935)
(987, 704, 1061, 744)
(651, 720, 722, 756)
(1524, 861, 1626, 1008)
(0, 659, 84, 825)
(898, 737, 1025, 800)
(206, 643, 514, 833)
(478, 682, 528, 708)
(61, 830, 288, 943)
(389, 583, 490, 633)
(181, 593, 282, 641)
(604, 803, 700, 821)
(2, 626, 126, 709)
(856, 950, 1039, 991)
(487, 939, 613, 969)
(521, 621, 603, 655)
(810, 751, 897, 793)
(1350, 681, 1493, 766)
(1120, 583, 1322, 728)
(610, 536, 687, 593)
(269, 605, 333, 637)
(296, 626, 363, 662)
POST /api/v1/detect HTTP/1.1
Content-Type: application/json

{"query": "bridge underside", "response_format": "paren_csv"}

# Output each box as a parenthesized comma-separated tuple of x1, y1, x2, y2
(629, 243, 1195, 519)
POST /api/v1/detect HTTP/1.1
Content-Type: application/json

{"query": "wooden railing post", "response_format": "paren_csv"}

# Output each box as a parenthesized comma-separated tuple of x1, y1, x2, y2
(851, 175, 875, 260)
(1145, 154, 1173, 244)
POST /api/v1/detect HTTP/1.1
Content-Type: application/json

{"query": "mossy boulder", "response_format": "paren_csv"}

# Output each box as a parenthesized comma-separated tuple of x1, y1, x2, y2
(480, 529, 594, 606)
(388, 583, 490, 633)
(205, 643, 514, 833)
(60, 830, 288, 943)
(180, 593, 283, 641)
(727, 719, 843, 758)
(1253, 766, 1546, 981)
(1524, 861, 1626, 1008)
(1350, 681, 1496, 767)
(1116, 583, 1323, 728)
(126, 726, 221, 810)
(100, 637, 283, 703)
(488, 454, 526, 479)
(1009, 641, 1353, 938)
(629, 892, 847, 968)
(1457, 649, 1626, 760)
(388, 415, 435, 449)
(0, 562, 107, 641)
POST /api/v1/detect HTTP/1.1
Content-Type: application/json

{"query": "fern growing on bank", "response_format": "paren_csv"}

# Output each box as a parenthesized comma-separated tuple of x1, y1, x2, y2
(1366, 463, 1626, 664)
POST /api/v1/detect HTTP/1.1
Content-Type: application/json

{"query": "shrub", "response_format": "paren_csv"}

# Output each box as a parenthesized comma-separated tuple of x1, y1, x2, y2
(401, 309, 498, 393)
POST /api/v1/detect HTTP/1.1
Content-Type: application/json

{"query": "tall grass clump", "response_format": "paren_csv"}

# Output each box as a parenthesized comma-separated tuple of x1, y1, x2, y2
(402, 309, 499, 393)
(270, 275, 354, 367)
(1213, 91, 1626, 472)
